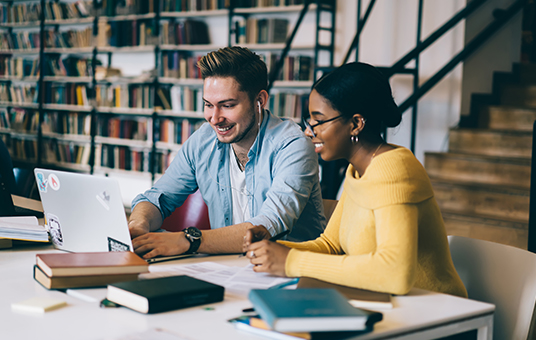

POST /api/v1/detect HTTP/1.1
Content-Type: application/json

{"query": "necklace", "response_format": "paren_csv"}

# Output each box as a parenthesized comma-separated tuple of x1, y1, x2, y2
(371, 143, 384, 161)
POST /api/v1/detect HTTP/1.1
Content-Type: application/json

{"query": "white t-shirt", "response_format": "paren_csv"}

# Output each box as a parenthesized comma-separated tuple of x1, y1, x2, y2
(229, 148, 251, 224)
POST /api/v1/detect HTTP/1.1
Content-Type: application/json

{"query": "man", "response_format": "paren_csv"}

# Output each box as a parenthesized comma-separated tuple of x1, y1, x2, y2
(129, 46, 326, 259)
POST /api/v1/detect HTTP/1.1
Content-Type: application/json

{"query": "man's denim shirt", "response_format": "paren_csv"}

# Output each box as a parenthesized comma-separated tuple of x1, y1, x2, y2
(132, 110, 326, 242)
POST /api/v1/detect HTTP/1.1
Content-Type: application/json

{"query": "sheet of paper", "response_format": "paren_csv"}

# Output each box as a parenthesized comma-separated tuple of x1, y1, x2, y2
(101, 328, 192, 340)
(145, 262, 293, 297)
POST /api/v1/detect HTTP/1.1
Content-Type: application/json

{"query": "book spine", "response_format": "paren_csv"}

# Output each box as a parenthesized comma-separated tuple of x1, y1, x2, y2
(248, 290, 278, 329)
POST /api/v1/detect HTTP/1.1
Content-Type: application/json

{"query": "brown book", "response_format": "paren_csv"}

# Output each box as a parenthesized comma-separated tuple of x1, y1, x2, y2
(297, 277, 393, 310)
(34, 265, 140, 290)
(36, 251, 149, 277)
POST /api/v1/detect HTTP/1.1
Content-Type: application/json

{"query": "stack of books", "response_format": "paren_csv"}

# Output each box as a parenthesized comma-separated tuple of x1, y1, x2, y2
(0, 216, 48, 249)
(33, 251, 149, 290)
(233, 283, 386, 339)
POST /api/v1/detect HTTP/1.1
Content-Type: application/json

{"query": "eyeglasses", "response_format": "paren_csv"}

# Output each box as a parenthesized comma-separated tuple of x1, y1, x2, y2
(302, 115, 343, 138)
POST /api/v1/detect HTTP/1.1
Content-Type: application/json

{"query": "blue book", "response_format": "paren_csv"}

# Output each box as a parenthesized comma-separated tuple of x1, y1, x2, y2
(248, 288, 382, 333)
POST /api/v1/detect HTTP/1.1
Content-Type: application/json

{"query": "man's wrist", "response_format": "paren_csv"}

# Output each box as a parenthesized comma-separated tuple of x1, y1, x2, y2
(183, 227, 202, 254)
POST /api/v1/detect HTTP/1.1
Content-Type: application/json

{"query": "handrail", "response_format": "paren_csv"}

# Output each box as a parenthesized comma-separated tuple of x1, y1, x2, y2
(397, 0, 525, 114)
(342, 0, 376, 64)
(529, 120, 536, 253)
(384, 0, 487, 78)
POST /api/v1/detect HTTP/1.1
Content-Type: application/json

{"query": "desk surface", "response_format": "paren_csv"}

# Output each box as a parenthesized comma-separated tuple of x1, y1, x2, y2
(1, 244, 495, 340)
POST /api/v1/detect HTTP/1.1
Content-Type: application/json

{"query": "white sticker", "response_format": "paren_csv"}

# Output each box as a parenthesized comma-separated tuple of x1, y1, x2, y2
(48, 174, 60, 191)
(47, 213, 63, 246)
(96, 191, 111, 211)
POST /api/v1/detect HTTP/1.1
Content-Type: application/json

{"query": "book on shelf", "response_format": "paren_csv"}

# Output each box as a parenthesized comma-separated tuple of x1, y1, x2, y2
(160, 19, 210, 45)
(297, 277, 393, 310)
(35, 251, 149, 277)
(106, 275, 225, 314)
(34, 265, 140, 290)
(244, 18, 288, 44)
(160, 0, 227, 12)
(248, 288, 383, 332)
(0, 216, 49, 242)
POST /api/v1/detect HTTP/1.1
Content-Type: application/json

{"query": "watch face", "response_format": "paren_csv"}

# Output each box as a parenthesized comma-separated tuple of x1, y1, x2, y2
(186, 227, 202, 239)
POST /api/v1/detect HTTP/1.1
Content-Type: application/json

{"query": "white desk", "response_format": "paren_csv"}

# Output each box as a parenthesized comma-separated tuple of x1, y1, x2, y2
(0, 244, 495, 340)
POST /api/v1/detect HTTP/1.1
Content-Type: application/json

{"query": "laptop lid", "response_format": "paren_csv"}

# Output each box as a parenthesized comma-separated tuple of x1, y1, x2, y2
(34, 168, 133, 253)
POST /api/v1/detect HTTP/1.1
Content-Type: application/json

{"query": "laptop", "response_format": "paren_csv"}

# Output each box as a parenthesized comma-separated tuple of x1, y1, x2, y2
(34, 168, 133, 253)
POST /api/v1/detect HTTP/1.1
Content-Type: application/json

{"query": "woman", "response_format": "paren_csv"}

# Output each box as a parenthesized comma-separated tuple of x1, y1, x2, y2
(244, 62, 467, 297)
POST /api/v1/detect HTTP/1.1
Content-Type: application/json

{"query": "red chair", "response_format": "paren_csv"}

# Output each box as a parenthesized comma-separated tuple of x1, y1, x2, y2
(160, 190, 211, 232)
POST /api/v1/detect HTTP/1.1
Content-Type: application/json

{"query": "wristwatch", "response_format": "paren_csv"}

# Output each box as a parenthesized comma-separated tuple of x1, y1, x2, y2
(183, 226, 202, 254)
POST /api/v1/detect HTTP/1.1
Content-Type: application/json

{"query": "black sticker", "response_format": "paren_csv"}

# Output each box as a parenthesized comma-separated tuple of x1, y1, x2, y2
(108, 237, 130, 252)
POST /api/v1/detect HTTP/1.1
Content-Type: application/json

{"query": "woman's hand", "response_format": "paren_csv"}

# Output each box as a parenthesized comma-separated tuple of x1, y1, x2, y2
(246, 240, 291, 277)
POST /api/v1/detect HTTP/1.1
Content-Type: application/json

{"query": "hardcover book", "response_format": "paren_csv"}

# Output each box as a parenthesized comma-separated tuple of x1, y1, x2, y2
(297, 277, 393, 309)
(248, 289, 383, 332)
(106, 275, 225, 314)
(36, 251, 148, 277)
(33, 265, 140, 290)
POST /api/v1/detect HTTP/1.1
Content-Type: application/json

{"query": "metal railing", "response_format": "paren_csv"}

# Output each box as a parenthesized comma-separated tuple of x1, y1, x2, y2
(347, 0, 525, 152)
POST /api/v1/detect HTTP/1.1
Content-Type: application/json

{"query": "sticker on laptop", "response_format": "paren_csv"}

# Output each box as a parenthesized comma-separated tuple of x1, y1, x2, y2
(96, 191, 111, 211)
(108, 237, 130, 252)
(47, 213, 63, 246)
(36, 172, 47, 193)
(48, 174, 60, 191)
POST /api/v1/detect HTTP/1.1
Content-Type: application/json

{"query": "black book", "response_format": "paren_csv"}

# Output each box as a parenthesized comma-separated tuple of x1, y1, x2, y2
(106, 275, 225, 314)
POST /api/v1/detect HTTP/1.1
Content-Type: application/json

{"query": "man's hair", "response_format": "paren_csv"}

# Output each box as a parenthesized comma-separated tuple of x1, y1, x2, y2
(197, 46, 268, 102)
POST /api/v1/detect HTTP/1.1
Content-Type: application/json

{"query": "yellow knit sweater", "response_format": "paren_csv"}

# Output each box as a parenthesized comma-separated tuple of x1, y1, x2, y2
(282, 146, 467, 297)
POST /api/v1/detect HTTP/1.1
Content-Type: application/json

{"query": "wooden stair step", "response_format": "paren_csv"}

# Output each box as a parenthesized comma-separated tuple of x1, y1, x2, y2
(442, 209, 528, 250)
(424, 152, 531, 189)
(431, 179, 529, 222)
(500, 84, 536, 108)
(448, 128, 532, 157)
(485, 105, 536, 131)
(515, 63, 536, 85)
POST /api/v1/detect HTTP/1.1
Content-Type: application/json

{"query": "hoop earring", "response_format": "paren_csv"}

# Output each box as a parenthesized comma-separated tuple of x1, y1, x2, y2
(351, 135, 359, 144)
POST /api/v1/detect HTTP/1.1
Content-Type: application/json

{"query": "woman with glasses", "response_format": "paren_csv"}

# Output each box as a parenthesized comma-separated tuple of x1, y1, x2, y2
(244, 62, 467, 298)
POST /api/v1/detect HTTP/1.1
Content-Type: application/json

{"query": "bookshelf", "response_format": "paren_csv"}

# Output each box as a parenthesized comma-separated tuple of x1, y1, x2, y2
(0, 0, 336, 200)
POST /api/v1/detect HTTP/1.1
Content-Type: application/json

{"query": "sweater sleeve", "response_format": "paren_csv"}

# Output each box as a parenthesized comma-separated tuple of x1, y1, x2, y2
(277, 192, 347, 254)
(285, 203, 419, 295)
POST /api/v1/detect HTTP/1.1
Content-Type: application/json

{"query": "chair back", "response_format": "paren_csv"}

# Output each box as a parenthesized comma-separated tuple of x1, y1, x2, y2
(160, 190, 210, 232)
(448, 235, 536, 340)
(0, 139, 16, 216)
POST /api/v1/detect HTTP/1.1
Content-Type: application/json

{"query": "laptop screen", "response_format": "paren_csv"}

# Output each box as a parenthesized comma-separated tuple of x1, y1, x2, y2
(34, 168, 133, 253)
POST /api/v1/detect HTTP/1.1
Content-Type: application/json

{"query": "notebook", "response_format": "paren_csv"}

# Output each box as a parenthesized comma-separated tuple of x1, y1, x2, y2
(34, 168, 133, 253)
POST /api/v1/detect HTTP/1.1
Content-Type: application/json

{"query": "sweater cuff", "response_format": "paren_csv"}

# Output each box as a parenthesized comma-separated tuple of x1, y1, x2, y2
(285, 248, 303, 277)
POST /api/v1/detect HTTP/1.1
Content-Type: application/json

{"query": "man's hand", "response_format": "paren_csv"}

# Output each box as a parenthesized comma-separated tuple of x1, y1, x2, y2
(246, 240, 290, 277)
(132, 232, 190, 259)
(243, 225, 271, 253)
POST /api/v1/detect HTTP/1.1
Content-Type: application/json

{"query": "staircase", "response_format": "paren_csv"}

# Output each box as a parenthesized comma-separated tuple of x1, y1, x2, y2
(424, 64, 534, 250)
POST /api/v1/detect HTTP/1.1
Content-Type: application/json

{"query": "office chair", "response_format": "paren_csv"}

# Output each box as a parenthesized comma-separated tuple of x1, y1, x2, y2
(0, 138, 17, 216)
(448, 235, 536, 340)
(160, 190, 210, 232)
(0, 138, 43, 217)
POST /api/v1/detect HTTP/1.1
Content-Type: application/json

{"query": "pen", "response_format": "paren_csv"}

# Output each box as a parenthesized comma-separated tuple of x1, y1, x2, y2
(240, 229, 290, 257)
(268, 278, 300, 289)
(269, 229, 290, 242)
